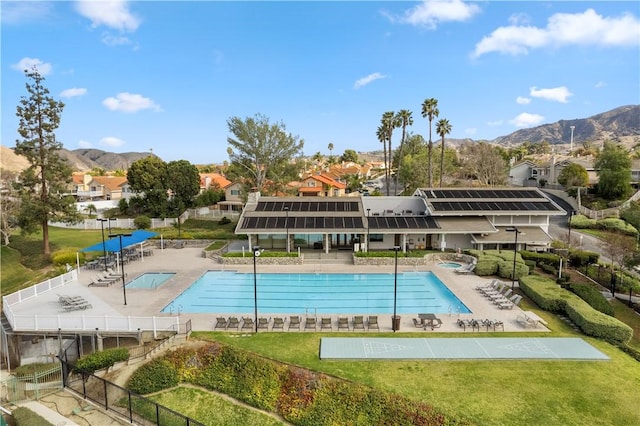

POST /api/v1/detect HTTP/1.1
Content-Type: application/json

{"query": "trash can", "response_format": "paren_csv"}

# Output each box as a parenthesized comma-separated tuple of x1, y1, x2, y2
(392, 316, 401, 331)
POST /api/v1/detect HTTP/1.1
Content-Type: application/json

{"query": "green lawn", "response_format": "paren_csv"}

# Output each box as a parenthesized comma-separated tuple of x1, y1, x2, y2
(148, 386, 285, 426)
(191, 325, 640, 426)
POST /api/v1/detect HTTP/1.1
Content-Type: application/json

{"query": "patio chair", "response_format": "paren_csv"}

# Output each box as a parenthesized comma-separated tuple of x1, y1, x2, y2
(457, 318, 479, 332)
(241, 317, 255, 331)
(352, 316, 365, 331)
(257, 317, 270, 331)
(498, 294, 522, 310)
(485, 319, 504, 331)
(337, 317, 350, 331)
(58, 295, 84, 306)
(454, 263, 476, 274)
(367, 316, 379, 331)
(288, 316, 301, 331)
(88, 276, 112, 287)
(516, 314, 538, 328)
(214, 317, 228, 330)
(480, 283, 506, 297)
(413, 318, 425, 328)
(425, 316, 442, 330)
(272, 317, 285, 331)
(475, 279, 500, 292)
(227, 316, 241, 330)
(304, 317, 317, 331)
(320, 317, 332, 331)
(489, 289, 513, 304)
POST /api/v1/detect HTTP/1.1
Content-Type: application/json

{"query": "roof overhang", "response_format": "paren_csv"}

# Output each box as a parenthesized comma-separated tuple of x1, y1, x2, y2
(471, 226, 552, 245)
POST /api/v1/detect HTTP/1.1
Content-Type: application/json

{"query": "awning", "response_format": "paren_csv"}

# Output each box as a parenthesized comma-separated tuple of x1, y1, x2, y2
(471, 226, 552, 245)
(81, 230, 158, 252)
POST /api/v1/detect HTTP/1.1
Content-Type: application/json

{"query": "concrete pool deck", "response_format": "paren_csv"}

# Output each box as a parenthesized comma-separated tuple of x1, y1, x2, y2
(8, 247, 550, 334)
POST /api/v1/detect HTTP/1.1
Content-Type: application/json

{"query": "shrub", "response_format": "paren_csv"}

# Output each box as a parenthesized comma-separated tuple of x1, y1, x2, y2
(74, 347, 129, 374)
(51, 250, 83, 266)
(571, 214, 597, 229)
(134, 215, 151, 230)
(496, 260, 529, 280)
(596, 218, 638, 236)
(568, 283, 614, 316)
(14, 363, 56, 378)
(473, 260, 498, 276)
(127, 359, 179, 394)
(568, 250, 599, 267)
(520, 251, 561, 269)
(219, 216, 231, 225)
(524, 260, 536, 272)
(12, 406, 53, 426)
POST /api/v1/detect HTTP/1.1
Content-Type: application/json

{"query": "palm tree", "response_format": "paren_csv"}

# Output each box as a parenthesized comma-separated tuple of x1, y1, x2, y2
(421, 98, 439, 187)
(395, 109, 413, 193)
(436, 118, 452, 188)
(376, 124, 388, 193)
(381, 111, 400, 195)
(328, 142, 334, 163)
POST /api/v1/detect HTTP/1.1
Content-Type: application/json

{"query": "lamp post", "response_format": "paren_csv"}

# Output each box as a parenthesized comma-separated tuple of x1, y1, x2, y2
(366, 208, 371, 252)
(284, 206, 290, 253)
(570, 125, 575, 153)
(567, 210, 575, 248)
(391, 245, 400, 332)
(96, 219, 109, 272)
(109, 233, 132, 305)
(253, 246, 261, 332)
(505, 227, 522, 290)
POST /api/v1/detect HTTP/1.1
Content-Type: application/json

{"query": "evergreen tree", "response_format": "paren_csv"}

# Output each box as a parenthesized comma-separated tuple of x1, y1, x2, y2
(595, 141, 632, 200)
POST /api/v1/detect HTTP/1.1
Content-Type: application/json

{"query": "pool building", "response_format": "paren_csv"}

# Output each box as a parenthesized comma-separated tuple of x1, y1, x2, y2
(235, 187, 566, 254)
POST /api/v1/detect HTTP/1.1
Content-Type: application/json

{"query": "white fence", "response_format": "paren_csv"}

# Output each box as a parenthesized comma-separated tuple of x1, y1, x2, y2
(49, 217, 177, 230)
(2, 270, 179, 336)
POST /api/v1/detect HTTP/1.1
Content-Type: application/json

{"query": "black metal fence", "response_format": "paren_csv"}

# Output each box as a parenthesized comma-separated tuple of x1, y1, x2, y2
(60, 358, 204, 426)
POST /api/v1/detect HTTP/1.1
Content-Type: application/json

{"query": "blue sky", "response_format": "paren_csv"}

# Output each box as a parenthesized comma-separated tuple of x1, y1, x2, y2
(2, 1, 639, 165)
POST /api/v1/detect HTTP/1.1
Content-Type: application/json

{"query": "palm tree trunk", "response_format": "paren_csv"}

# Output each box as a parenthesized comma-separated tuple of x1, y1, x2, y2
(439, 136, 445, 188)
(386, 135, 391, 196)
(428, 122, 433, 187)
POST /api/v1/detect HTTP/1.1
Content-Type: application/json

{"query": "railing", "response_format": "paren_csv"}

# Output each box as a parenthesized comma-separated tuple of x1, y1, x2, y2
(1, 364, 63, 404)
(577, 205, 619, 219)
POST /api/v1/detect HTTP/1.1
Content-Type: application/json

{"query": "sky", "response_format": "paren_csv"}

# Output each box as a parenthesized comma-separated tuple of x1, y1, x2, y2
(2, 1, 639, 165)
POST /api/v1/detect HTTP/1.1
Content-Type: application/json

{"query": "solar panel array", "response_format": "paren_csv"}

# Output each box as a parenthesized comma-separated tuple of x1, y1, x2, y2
(368, 216, 439, 230)
(256, 201, 360, 212)
(241, 216, 364, 230)
(430, 201, 557, 212)
(428, 189, 541, 199)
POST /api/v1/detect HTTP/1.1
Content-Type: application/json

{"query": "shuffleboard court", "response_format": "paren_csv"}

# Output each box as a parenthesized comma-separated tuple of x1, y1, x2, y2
(319, 337, 609, 360)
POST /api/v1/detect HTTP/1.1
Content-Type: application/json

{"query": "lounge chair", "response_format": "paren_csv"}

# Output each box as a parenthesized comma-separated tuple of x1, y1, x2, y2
(367, 316, 379, 331)
(490, 289, 513, 304)
(454, 263, 476, 274)
(457, 318, 479, 332)
(227, 316, 241, 330)
(214, 317, 228, 330)
(257, 317, 270, 331)
(320, 317, 332, 331)
(517, 314, 538, 328)
(484, 319, 504, 331)
(272, 317, 285, 331)
(288, 316, 301, 331)
(481, 283, 506, 297)
(58, 295, 84, 305)
(352, 316, 365, 331)
(241, 317, 255, 331)
(304, 317, 317, 331)
(337, 317, 349, 331)
(475, 279, 500, 291)
(498, 294, 522, 310)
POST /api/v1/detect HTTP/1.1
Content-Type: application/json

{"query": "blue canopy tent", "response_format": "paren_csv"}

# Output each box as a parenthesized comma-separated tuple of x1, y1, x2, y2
(81, 230, 158, 252)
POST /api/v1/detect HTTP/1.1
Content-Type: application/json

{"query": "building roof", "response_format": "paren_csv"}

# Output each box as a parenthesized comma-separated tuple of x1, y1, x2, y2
(200, 173, 231, 189)
(90, 176, 128, 191)
(472, 226, 552, 246)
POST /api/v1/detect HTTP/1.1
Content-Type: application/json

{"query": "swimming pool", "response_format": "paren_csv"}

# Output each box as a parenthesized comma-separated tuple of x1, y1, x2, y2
(438, 262, 463, 269)
(127, 273, 175, 289)
(161, 271, 471, 315)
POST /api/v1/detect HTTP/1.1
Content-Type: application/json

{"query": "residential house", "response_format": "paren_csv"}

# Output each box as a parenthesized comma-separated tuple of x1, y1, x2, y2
(199, 173, 231, 193)
(298, 173, 347, 197)
(72, 174, 128, 201)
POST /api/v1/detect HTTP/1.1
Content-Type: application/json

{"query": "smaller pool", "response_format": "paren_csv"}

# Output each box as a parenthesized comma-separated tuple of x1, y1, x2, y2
(438, 262, 463, 269)
(126, 273, 175, 289)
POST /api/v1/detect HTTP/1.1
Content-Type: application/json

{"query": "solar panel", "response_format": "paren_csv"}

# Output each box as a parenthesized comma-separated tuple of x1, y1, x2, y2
(430, 200, 559, 212)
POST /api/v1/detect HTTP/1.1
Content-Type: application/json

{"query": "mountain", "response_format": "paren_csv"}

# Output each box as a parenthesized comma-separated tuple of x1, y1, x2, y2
(492, 105, 640, 148)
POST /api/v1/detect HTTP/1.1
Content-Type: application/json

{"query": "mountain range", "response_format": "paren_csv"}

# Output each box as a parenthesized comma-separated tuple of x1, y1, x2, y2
(1, 105, 638, 173)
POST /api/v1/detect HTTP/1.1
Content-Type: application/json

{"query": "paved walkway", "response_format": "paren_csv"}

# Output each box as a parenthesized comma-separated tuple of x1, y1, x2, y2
(8, 247, 549, 334)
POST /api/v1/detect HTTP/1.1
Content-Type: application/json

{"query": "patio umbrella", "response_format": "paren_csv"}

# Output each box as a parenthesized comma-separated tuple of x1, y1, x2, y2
(81, 230, 158, 252)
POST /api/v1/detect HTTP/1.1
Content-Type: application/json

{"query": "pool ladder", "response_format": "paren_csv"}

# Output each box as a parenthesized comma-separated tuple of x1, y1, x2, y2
(305, 307, 317, 318)
(448, 305, 461, 317)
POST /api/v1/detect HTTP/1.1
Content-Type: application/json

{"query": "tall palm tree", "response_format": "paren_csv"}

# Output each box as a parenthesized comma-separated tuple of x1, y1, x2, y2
(381, 111, 400, 195)
(376, 124, 388, 192)
(436, 118, 452, 188)
(421, 98, 439, 187)
(395, 109, 413, 193)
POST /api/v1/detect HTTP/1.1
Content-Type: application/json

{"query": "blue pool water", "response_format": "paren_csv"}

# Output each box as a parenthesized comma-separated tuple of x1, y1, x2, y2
(161, 271, 471, 315)
(127, 273, 175, 289)
(438, 262, 463, 269)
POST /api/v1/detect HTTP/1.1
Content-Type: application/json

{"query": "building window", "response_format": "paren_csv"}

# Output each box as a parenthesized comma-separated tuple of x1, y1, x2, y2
(370, 234, 383, 242)
(230, 189, 240, 196)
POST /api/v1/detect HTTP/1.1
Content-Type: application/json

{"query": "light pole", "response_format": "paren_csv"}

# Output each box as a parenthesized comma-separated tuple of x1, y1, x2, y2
(253, 246, 261, 332)
(567, 210, 575, 248)
(392, 245, 400, 332)
(570, 125, 575, 153)
(97, 219, 109, 272)
(109, 233, 132, 305)
(505, 227, 522, 290)
(366, 208, 371, 252)
(284, 206, 290, 253)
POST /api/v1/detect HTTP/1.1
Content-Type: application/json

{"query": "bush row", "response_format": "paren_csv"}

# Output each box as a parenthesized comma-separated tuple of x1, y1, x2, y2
(568, 283, 615, 316)
(74, 347, 130, 374)
(466, 249, 529, 280)
(519, 275, 632, 344)
(519, 251, 561, 269)
(51, 250, 84, 266)
(354, 251, 428, 258)
(570, 215, 638, 236)
(127, 343, 463, 426)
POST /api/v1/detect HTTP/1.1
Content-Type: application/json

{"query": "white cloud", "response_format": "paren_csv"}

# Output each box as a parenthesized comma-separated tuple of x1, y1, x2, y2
(1, 2, 52, 24)
(594, 81, 607, 88)
(393, 0, 481, 29)
(99, 137, 125, 148)
(102, 92, 162, 113)
(465, 127, 477, 136)
(473, 8, 640, 57)
(78, 140, 92, 148)
(487, 120, 503, 126)
(510, 113, 544, 128)
(101, 33, 132, 46)
(516, 96, 531, 105)
(11, 57, 52, 75)
(60, 88, 87, 98)
(75, 0, 140, 32)
(529, 86, 572, 103)
(353, 72, 387, 90)
(508, 13, 531, 26)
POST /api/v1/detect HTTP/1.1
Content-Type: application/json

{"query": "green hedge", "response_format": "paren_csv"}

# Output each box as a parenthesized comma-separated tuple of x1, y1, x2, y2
(568, 250, 599, 267)
(127, 359, 179, 394)
(51, 250, 84, 266)
(74, 347, 130, 374)
(570, 214, 596, 229)
(127, 342, 461, 425)
(223, 251, 299, 258)
(354, 251, 428, 258)
(519, 251, 561, 269)
(519, 275, 632, 344)
(597, 218, 638, 236)
(467, 250, 528, 280)
(568, 283, 614, 316)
